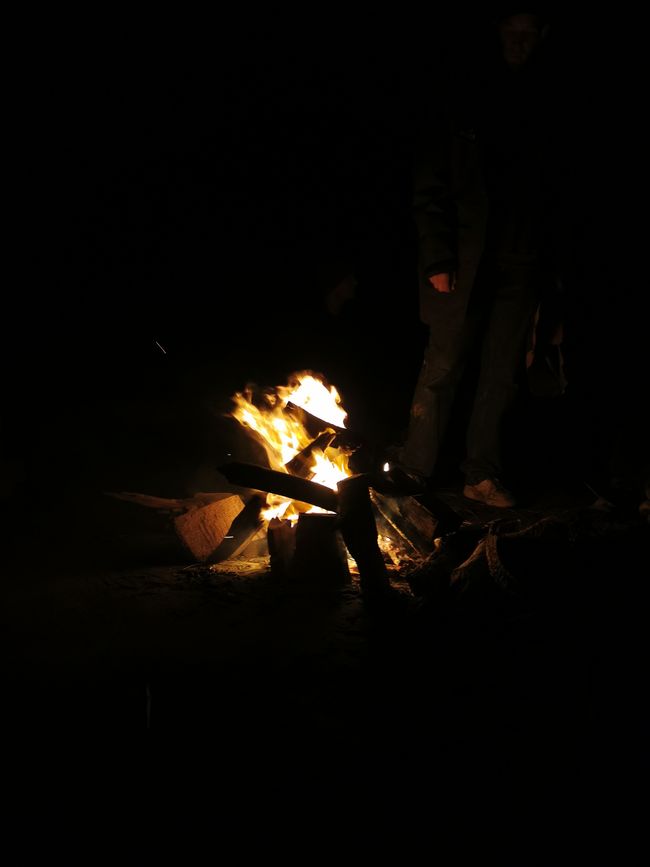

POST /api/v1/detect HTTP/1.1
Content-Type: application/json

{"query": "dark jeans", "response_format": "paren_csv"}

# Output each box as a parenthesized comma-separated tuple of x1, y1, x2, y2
(402, 261, 540, 484)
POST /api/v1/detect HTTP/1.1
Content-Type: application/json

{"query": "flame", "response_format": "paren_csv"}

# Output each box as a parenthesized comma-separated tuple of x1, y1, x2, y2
(276, 375, 347, 429)
(230, 371, 352, 522)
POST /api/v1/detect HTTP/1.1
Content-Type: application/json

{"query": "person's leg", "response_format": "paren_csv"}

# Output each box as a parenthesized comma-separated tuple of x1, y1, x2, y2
(462, 265, 539, 487)
(401, 289, 475, 479)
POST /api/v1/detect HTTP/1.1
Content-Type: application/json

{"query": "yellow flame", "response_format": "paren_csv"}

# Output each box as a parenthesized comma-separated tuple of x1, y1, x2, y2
(229, 372, 414, 568)
(231, 372, 347, 471)
(230, 371, 352, 522)
(276, 374, 348, 428)
(261, 497, 297, 524)
(309, 448, 350, 489)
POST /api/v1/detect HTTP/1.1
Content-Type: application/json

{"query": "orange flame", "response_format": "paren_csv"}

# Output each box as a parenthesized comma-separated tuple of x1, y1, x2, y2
(230, 371, 352, 523)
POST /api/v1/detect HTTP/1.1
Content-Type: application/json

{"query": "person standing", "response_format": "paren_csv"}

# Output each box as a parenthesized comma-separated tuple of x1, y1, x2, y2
(390, 11, 566, 507)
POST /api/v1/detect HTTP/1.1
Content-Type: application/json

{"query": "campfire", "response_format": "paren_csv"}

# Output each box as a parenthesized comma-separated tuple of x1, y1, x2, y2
(229, 371, 353, 525)
(110, 371, 447, 596)
(106, 372, 648, 611)
(217, 371, 446, 588)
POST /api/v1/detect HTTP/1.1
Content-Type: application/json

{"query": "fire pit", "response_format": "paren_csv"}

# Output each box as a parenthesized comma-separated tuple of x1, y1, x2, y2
(109, 371, 450, 598)
(217, 371, 446, 594)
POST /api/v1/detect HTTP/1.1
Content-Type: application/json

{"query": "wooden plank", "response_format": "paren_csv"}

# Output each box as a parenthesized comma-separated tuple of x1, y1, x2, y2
(206, 493, 267, 562)
(370, 491, 440, 559)
(174, 494, 245, 562)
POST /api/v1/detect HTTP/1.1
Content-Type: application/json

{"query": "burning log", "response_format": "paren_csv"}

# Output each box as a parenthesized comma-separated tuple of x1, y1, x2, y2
(284, 402, 364, 451)
(337, 474, 391, 595)
(219, 432, 339, 564)
(218, 462, 338, 512)
(284, 430, 337, 479)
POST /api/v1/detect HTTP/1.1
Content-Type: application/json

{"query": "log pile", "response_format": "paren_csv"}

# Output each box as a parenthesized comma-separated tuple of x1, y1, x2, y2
(108, 401, 459, 598)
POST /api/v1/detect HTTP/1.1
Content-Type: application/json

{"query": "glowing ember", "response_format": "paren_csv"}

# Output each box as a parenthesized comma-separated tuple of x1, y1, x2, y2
(230, 371, 353, 523)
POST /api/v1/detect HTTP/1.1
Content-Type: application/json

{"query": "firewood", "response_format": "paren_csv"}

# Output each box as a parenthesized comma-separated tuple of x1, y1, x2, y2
(206, 493, 267, 562)
(372, 507, 423, 562)
(174, 494, 245, 562)
(218, 462, 338, 512)
(284, 430, 337, 479)
(267, 517, 297, 577)
(284, 402, 364, 450)
(106, 490, 240, 513)
(370, 491, 442, 559)
(289, 512, 350, 586)
(238, 527, 269, 559)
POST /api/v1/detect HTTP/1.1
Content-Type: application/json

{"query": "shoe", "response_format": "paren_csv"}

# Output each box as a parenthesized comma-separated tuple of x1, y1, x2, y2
(463, 478, 516, 508)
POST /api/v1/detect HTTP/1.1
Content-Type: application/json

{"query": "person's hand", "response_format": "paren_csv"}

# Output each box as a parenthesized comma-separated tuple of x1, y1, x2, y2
(428, 272, 456, 293)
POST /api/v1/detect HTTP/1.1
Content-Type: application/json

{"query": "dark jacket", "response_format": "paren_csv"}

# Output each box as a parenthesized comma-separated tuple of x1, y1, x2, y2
(414, 62, 562, 324)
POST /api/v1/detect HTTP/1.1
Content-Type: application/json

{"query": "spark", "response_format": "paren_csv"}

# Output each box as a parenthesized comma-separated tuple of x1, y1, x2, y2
(154, 340, 167, 355)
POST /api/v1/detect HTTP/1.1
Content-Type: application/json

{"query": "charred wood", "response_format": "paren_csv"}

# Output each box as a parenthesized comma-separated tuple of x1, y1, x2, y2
(218, 462, 338, 512)
(284, 402, 364, 451)
(284, 430, 337, 479)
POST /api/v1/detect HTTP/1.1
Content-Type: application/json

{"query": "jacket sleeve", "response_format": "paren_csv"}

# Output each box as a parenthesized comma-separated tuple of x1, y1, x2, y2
(413, 116, 457, 277)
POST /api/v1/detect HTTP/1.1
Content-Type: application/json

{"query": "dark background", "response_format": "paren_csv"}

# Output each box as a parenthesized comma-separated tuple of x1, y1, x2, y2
(21, 12, 631, 363)
(3, 14, 648, 848)
(6, 9, 644, 502)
